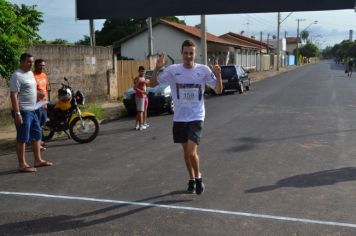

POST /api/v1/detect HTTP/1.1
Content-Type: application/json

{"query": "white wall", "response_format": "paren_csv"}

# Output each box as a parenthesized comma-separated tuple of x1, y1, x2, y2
(121, 24, 203, 64)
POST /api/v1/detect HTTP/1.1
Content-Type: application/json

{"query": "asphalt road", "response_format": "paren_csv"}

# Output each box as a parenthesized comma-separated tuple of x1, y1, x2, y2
(1, 61, 356, 235)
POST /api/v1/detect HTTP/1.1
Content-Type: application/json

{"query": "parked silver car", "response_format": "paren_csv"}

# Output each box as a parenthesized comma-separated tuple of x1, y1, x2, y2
(123, 70, 174, 115)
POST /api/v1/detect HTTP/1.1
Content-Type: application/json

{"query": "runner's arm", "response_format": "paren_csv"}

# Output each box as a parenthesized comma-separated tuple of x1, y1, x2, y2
(211, 62, 223, 94)
(149, 53, 166, 87)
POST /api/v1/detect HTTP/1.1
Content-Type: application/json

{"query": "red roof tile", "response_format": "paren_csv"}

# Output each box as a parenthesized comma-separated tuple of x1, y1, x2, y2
(159, 19, 237, 47)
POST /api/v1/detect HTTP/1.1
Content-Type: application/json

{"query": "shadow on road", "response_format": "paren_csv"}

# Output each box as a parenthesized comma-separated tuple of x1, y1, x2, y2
(245, 167, 356, 193)
(329, 61, 347, 71)
(227, 128, 356, 153)
(0, 190, 192, 234)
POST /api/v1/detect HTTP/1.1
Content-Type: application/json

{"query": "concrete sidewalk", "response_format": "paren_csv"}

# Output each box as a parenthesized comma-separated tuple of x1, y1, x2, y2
(0, 65, 300, 146)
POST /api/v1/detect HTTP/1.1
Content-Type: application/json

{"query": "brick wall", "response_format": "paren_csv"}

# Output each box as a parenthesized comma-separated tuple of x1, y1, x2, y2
(28, 45, 117, 102)
(0, 45, 118, 125)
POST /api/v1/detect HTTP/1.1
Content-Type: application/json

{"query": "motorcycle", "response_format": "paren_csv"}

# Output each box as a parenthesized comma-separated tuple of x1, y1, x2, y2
(42, 77, 99, 143)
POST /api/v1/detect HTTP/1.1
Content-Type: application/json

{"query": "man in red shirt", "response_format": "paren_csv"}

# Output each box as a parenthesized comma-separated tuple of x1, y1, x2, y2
(34, 59, 49, 149)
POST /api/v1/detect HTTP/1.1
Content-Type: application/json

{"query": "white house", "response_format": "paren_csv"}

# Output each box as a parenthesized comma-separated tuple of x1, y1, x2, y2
(114, 19, 236, 65)
(114, 19, 276, 70)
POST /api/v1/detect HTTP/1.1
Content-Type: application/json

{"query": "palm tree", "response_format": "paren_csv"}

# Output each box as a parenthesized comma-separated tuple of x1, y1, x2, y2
(301, 30, 309, 44)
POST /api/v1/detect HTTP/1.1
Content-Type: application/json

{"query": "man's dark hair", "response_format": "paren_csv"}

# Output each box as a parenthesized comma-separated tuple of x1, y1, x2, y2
(138, 66, 145, 71)
(35, 59, 45, 67)
(20, 53, 33, 62)
(181, 39, 196, 51)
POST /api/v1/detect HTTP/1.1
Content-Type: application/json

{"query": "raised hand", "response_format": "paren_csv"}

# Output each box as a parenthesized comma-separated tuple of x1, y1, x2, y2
(211, 59, 221, 76)
(156, 52, 166, 70)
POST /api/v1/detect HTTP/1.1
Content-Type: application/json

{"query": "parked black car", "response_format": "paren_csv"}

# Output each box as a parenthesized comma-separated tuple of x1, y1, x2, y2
(220, 65, 250, 93)
(123, 70, 174, 115)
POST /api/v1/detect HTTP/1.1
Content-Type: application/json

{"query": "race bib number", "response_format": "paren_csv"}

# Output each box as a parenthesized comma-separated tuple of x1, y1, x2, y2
(176, 83, 202, 103)
(179, 88, 199, 103)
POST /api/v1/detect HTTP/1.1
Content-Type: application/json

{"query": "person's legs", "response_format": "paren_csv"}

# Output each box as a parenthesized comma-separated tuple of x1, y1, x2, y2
(36, 108, 47, 149)
(30, 111, 52, 166)
(138, 111, 144, 129)
(185, 140, 200, 178)
(186, 121, 204, 194)
(182, 142, 194, 179)
(135, 97, 145, 130)
(16, 141, 28, 168)
(144, 97, 149, 126)
(187, 140, 204, 194)
(175, 121, 204, 194)
(15, 111, 36, 172)
(32, 140, 43, 163)
(135, 112, 141, 129)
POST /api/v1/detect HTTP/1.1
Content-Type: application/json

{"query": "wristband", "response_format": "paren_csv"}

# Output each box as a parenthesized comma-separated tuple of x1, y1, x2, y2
(15, 111, 21, 116)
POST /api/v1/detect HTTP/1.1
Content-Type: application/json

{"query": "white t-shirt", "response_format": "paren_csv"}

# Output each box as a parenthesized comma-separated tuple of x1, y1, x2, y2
(10, 69, 37, 111)
(157, 63, 217, 122)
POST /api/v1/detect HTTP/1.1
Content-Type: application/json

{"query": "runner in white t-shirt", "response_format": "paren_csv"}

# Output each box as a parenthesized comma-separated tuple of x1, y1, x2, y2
(150, 39, 222, 194)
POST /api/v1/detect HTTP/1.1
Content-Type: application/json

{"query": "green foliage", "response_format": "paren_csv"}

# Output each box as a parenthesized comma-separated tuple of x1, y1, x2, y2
(330, 40, 356, 61)
(0, 0, 43, 80)
(299, 42, 319, 58)
(50, 38, 69, 45)
(300, 30, 309, 43)
(88, 16, 186, 46)
(35, 38, 74, 46)
(74, 35, 91, 46)
(321, 46, 333, 59)
(81, 103, 106, 120)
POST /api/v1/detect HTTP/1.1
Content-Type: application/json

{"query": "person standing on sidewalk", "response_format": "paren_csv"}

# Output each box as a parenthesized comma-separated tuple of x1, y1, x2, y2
(10, 53, 53, 172)
(149, 39, 222, 194)
(133, 66, 149, 130)
(347, 59, 354, 77)
(34, 59, 49, 150)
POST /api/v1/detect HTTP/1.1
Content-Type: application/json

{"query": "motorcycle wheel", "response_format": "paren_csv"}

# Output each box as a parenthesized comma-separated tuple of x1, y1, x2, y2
(69, 116, 99, 143)
(42, 127, 55, 141)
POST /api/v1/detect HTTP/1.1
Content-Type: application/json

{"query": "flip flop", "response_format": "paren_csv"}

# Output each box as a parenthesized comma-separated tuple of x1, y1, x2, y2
(34, 161, 53, 168)
(19, 166, 37, 173)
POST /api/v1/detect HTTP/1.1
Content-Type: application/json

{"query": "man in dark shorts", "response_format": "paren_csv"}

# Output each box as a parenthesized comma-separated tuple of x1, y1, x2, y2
(10, 53, 53, 172)
(149, 40, 222, 194)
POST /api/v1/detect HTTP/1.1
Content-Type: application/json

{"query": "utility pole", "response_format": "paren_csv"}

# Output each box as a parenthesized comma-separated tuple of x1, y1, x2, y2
(89, 19, 96, 47)
(200, 15, 207, 65)
(296, 18, 305, 66)
(276, 12, 281, 71)
(147, 17, 153, 57)
(260, 31, 263, 71)
(267, 33, 270, 54)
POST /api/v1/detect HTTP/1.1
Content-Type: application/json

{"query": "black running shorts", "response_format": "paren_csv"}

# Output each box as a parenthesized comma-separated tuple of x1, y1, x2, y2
(173, 121, 203, 145)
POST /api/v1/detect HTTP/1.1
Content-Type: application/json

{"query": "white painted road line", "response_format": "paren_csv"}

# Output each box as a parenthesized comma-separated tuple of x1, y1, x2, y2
(1, 191, 356, 229)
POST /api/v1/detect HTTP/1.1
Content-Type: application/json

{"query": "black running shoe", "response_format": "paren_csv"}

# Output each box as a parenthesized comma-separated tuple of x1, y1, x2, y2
(195, 178, 205, 195)
(187, 180, 196, 193)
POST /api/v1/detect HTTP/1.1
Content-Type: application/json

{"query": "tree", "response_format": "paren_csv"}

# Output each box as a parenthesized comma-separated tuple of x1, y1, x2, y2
(299, 42, 319, 59)
(331, 40, 356, 62)
(300, 30, 309, 43)
(321, 46, 333, 59)
(50, 38, 69, 45)
(75, 35, 91, 46)
(89, 16, 186, 46)
(0, 1, 43, 80)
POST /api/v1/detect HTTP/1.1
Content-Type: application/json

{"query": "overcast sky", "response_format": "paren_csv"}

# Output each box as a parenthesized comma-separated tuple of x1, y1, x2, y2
(8, 0, 356, 48)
